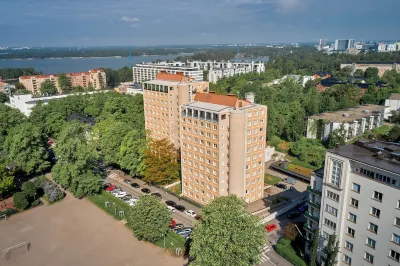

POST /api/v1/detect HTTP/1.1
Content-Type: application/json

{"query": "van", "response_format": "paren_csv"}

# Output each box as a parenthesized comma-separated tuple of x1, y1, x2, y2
(283, 177, 296, 185)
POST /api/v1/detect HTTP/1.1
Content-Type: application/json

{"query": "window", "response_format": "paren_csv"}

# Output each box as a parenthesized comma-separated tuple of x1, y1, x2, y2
(350, 198, 359, 208)
(392, 233, 400, 245)
(324, 218, 336, 230)
(346, 227, 355, 237)
(344, 241, 353, 251)
(370, 207, 380, 218)
(352, 183, 360, 193)
(343, 255, 352, 265)
(326, 190, 339, 202)
(366, 237, 376, 249)
(397, 200, 400, 209)
(372, 191, 383, 202)
(331, 161, 342, 186)
(395, 217, 400, 227)
(325, 204, 338, 217)
(348, 213, 357, 223)
(389, 249, 400, 262)
(364, 252, 374, 264)
(368, 222, 378, 234)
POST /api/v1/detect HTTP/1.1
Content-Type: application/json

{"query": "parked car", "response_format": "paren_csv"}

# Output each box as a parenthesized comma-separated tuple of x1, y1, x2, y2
(167, 206, 176, 212)
(177, 228, 192, 235)
(274, 183, 287, 189)
(287, 211, 302, 219)
(123, 179, 132, 184)
(115, 191, 128, 198)
(131, 183, 140, 188)
(283, 177, 296, 185)
(170, 219, 177, 228)
(184, 210, 196, 217)
(298, 204, 308, 213)
(175, 205, 186, 212)
(265, 224, 277, 232)
(165, 200, 176, 207)
(180, 232, 192, 240)
(105, 184, 116, 191)
(172, 224, 184, 231)
(151, 193, 162, 199)
(111, 189, 122, 195)
(141, 188, 151, 194)
(121, 195, 133, 201)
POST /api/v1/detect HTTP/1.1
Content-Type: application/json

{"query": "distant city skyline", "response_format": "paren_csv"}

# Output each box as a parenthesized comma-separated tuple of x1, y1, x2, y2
(1, 0, 399, 47)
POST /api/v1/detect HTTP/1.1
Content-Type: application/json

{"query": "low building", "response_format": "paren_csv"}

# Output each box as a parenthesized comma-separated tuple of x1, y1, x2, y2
(305, 140, 400, 266)
(306, 105, 386, 140)
(271, 75, 314, 87)
(208, 67, 247, 83)
(384, 93, 400, 119)
(341, 62, 400, 77)
(0, 78, 14, 94)
(315, 77, 386, 94)
(115, 82, 144, 95)
(133, 63, 203, 83)
(313, 72, 331, 80)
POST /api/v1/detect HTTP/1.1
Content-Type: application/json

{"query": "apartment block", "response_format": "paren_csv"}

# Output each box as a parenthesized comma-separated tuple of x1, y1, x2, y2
(304, 140, 400, 266)
(19, 69, 106, 94)
(187, 60, 266, 73)
(180, 92, 267, 204)
(142, 72, 209, 147)
(340, 62, 400, 77)
(133, 63, 203, 83)
(208, 67, 247, 83)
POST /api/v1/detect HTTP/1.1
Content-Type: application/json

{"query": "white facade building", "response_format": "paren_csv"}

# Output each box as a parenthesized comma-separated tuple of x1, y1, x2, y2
(271, 75, 314, 87)
(132, 63, 203, 83)
(187, 60, 265, 73)
(305, 140, 400, 266)
(384, 93, 400, 120)
(208, 67, 247, 83)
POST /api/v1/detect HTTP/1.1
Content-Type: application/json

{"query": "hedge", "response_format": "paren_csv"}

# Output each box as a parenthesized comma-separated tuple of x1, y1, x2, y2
(0, 208, 19, 218)
(274, 238, 307, 266)
(40, 179, 65, 203)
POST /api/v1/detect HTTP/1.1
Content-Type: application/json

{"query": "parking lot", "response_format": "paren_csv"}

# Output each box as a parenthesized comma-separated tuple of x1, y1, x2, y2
(0, 194, 184, 266)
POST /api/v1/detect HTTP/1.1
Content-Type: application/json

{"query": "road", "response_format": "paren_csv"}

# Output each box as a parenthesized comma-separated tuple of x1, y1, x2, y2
(106, 171, 198, 227)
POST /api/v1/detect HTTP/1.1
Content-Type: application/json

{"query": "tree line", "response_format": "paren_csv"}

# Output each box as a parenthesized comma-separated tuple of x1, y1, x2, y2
(0, 68, 41, 79)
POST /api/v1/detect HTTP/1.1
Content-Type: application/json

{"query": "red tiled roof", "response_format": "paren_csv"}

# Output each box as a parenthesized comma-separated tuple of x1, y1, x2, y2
(194, 92, 251, 107)
(156, 71, 191, 82)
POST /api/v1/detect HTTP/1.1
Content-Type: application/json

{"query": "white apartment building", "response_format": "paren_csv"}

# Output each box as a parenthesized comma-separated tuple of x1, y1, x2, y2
(187, 60, 265, 73)
(305, 140, 400, 266)
(208, 67, 247, 83)
(271, 75, 314, 87)
(133, 63, 203, 83)
(384, 93, 400, 120)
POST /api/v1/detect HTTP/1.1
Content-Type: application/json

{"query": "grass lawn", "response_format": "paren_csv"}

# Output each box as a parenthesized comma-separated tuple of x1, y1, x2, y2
(289, 158, 319, 171)
(287, 163, 314, 176)
(167, 184, 182, 195)
(88, 191, 131, 221)
(373, 125, 392, 136)
(264, 174, 281, 185)
(155, 231, 186, 252)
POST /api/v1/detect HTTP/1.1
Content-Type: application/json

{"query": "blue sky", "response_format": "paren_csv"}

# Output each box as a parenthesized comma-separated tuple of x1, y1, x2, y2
(0, 0, 399, 46)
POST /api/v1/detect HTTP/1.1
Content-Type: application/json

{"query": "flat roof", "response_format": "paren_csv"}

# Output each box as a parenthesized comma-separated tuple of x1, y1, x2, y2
(183, 101, 233, 113)
(389, 93, 400, 101)
(143, 79, 204, 86)
(309, 104, 386, 123)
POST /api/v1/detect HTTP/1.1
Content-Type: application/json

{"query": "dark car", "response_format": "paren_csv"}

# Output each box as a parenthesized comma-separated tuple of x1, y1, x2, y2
(275, 183, 287, 189)
(298, 204, 308, 213)
(287, 211, 302, 219)
(166, 200, 176, 207)
(141, 188, 151, 194)
(151, 192, 162, 199)
(175, 205, 186, 212)
(131, 183, 140, 188)
(172, 224, 184, 231)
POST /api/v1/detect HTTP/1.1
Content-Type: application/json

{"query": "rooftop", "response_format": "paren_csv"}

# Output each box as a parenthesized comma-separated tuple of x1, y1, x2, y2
(389, 93, 400, 101)
(194, 92, 251, 108)
(155, 71, 193, 82)
(329, 140, 400, 175)
(309, 104, 386, 123)
(184, 101, 233, 112)
(342, 62, 399, 65)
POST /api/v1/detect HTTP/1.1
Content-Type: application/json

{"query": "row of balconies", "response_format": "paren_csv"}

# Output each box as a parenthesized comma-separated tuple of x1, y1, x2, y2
(307, 185, 322, 196)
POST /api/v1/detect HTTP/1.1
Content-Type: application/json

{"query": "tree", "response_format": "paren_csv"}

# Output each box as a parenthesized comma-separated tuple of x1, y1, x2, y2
(364, 67, 379, 83)
(326, 234, 339, 266)
(3, 123, 50, 175)
(12, 83, 30, 94)
(118, 130, 146, 176)
(0, 160, 14, 195)
(13, 192, 30, 210)
(387, 124, 400, 142)
(282, 223, 298, 241)
(58, 73, 71, 93)
(324, 125, 347, 149)
(310, 229, 319, 266)
(52, 121, 103, 198)
(290, 138, 326, 168)
(127, 195, 171, 242)
(40, 79, 58, 96)
(0, 92, 7, 103)
(0, 104, 26, 148)
(190, 195, 266, 266)
(21, 181, 38, 199)
(354, 69, 364, 77)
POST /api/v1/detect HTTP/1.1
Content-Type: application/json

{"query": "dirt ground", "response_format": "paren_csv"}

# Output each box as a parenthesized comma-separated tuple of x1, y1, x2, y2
(0, 194, 185, 266)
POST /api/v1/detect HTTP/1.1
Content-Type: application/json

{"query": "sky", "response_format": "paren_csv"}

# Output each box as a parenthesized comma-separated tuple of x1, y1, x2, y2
(0, 0, 399, 47)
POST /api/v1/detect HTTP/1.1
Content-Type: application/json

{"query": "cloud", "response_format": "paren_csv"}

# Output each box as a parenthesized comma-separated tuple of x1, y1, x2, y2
(276, 0, 304, 13)
(121, 16, 140, 23)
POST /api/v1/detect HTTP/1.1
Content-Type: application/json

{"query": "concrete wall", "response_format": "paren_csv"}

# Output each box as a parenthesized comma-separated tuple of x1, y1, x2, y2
(384, 98, 400, 119)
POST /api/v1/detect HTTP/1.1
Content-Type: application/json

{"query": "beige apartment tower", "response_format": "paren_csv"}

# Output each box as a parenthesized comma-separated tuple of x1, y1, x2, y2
(142, 71, 209, 147)
(180, 93, 267, 204)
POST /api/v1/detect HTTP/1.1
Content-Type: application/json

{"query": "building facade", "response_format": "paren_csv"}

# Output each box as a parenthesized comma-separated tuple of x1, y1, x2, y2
(187, 60, 266, 73)
(305, 140, 400, 266)
(306, 105, 386, 141)
(180, 92, 267, 204)
(384, 93, 400, 120)
(133, 63, 203, 83)
(208, 67, 247, 83)
(340, 62, 400, 77)
(142, 72, 209, 147)
(19, 69, 106, 94)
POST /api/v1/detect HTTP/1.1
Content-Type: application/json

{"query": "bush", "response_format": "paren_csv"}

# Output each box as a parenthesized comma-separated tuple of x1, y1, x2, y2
(13, 192, 30, 210)
(31, 199, 41, 207)
(0, 208, 19, 217)
(40, 179, 65, 203)
(21, 181, 38, 198)
(274, 238, 307, 266)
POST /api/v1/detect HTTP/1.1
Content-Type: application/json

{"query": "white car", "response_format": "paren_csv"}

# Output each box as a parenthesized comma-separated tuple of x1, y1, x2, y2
(115, 191, 128, 198)
(184, 210, 196, 217)
(167, 206, 175, 212)
(110, 189, 121, 195)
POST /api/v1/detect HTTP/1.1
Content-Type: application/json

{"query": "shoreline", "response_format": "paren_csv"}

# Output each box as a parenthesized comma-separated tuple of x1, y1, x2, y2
(0, 54, 177, 60)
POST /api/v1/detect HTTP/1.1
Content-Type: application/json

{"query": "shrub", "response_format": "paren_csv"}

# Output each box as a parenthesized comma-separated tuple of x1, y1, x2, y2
(13, 192, 30, 210)
(31, 199, 41, 207)
(40, 179, 65, 203)
(21, 181, 38, 198)
(274, 238, 307, 266)
(0, 208, 19, 217)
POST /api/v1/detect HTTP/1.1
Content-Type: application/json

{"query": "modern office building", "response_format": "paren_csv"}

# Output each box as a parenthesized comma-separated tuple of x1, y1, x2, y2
(304, 140, 400, 266)
(19, 69, 106, 94)
(180, 92, 267, 204)
(142, 71, 209, 147)
(133, 62, 203, 83)
(306, 105, 386, 141)
(335, 40, 350, 51)
(187, 60, 266, 73)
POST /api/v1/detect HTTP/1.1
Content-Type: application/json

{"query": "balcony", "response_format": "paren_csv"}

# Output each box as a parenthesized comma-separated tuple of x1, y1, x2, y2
(306, 199, 321, 210)
(304, 223, 317, 234)
(305, 212, 320, 223)
(307, 186, 322, 196)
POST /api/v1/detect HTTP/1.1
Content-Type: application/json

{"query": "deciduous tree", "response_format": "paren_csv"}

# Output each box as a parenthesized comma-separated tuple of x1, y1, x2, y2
(58, 73, 71, 93)
(0, 160, 14, 195)
(310, 229, 319, 266)
(39, 79, 58, 96)
(118, 130, 146, 176)
(326, 234, 339, 266)
(190, 195, 266, 266)
(282, 223, 298, 241)
(13, 192, 30, 210)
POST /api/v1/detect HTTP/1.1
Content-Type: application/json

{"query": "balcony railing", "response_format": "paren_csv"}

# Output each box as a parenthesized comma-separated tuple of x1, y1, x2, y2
(307, 186, 322, 196)
(304, 223, 317, 233)
(305, 212, 320, 223)
(306, 199, 321, 210)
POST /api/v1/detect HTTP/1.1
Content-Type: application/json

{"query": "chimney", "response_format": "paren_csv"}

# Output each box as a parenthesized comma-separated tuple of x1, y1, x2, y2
(245, 92, 255, 104)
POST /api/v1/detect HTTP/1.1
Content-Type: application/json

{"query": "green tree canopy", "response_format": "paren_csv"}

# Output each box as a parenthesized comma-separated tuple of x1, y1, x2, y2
(0, 104, 26, 148)
(324, 125, 347, 149)
(118, 130, 146, 176)
(290, 138, 326, 167)
(127, 195, 171, 242)
(190, 195, 266, 266)
(0, 160, 15, 195)
(39, 79, 58, 96)
(13, 192, 30, 210)
(58, 73, 71, 93)
(12, 83, 31, 94)
(364, 67, 379, 83)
